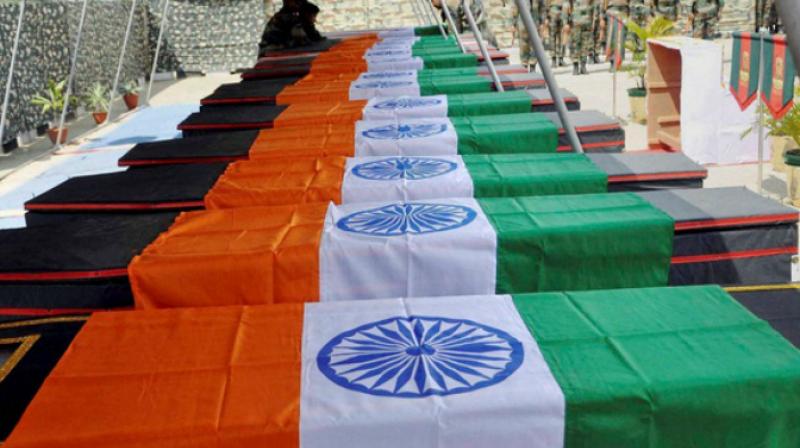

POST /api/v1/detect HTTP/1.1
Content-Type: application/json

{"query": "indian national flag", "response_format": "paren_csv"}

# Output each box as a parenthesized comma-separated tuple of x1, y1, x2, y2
(204, 154, 607, 209)
(8, 287, 800, 447)
(257, 113, 558, 159)
(129, 193, 673, 308)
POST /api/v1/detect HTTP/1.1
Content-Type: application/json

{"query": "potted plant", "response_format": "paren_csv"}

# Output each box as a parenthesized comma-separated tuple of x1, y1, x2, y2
(30, 79, 77, 145)
(622, 17, 676, 124)
(121, 80, 139, 110)
(84, 83, 110, 124)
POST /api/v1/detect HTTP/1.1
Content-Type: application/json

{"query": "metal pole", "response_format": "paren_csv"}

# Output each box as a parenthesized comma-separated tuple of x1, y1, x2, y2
(776, 0, 800, 76)
(514, 0, 583, 152)
(410, 0, 426, 26)
(462, 0, 503, 91)
(106, 0, 138, 123)
(56, 0, 90, 148)
(756, 28, 766, 194)
(423, 0, 448, 38)
(0, 0, 25, 148)
(416, 0, 433, 24)
(441, 0, 466, 53)
(146, 0, 170, 104)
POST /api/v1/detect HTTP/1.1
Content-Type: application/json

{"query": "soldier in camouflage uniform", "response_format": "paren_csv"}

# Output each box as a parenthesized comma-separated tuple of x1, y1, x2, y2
(630, 0, 653, 26)
(570, 0, 595, 75)
(689, 0, 722, 39)
(458, 0, 500, 48)
(590, 0, 605, 63)
(548, 0, 569, 67)
(514, 0, 547, 71)
(756, 0, 780, 33)
(653, 0, 679, 21)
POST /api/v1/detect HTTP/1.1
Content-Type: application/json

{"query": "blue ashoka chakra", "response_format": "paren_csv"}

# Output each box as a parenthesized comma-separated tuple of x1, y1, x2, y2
(352, 157, 457, 181)
(372, 97, 443, 110)
(336, 203, 476, 236)
(361, 71, 415, 80)
(355, 81, 415, 89)
(318, 316, 524, 398)
(362, 123, 447, 140)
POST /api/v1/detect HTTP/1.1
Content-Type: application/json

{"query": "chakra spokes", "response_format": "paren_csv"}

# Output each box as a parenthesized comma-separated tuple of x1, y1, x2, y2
(317, 316, 524, 398)
(336, 203, 477, 236)
(351, 157, 457, 181)
(362, 123, 448, 140)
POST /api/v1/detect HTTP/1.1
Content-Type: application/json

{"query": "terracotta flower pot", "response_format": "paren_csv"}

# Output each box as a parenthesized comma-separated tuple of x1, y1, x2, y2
(47, 128, 68, 145)
(123, 93, 139, 110)
(92, 112, 108, 124)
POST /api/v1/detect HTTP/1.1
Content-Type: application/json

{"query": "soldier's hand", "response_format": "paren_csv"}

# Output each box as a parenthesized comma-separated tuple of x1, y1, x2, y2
(563, 24, 571, 35)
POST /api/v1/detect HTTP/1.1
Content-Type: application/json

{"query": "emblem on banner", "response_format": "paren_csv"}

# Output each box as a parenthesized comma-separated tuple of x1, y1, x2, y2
(317, 316, 524, 397)
(336, 203, 476, 236)
(351, 157, 457, 181)
(355, 81, 415, 90)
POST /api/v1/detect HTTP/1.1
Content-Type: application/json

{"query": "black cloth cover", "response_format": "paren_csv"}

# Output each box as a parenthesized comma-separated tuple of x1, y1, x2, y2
(119, 130, 258, 166)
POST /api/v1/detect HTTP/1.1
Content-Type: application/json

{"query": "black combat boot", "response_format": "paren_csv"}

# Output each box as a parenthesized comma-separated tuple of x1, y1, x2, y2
(580, 60, 588, 75)
(592, 53, 599, 64)
(551, 56, 557, 68)
(573, 62, 580, 75)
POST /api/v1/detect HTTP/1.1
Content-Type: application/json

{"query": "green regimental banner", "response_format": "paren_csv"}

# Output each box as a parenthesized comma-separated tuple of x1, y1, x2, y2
(730, 32, 796, 119)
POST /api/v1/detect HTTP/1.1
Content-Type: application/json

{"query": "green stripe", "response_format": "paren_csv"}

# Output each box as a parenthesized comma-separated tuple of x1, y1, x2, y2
(417, 67, 480, 78)
(730, 33, 742, 91)
(452, 114, 558, 154)
(463, 154, 608, 197)
(512, 285, 800, 447)
(419, 76, 492, 95)
(750, 34, 762, 97)
(763, 35, 775, 103)
(422, 53, 478, 69)
(446, 91, 532, 116)
(413, 25, 441, 36)
(479, 193, 673, 292)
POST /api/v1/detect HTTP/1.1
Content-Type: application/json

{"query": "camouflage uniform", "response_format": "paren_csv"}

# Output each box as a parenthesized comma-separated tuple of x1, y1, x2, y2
(607, 0, 630, 17)
(570, 0, 595, 74)
(690, 0, 722, 39)
(653, 0, 679, 21)
(756, 0, 780, 33)
(454, 0, 500, 48)
(630, 0, 653, 26)
(548, 0, 569, 66)
(514, 0, 546, 69)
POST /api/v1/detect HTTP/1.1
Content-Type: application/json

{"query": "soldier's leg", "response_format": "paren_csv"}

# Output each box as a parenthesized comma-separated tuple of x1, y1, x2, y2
(549, 17, 560, 66)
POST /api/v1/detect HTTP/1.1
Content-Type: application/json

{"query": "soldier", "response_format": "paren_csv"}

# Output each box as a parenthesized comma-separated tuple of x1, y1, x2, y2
(590, 0, 605, 63)
(653, 0, 679, 21)
(756, 0, 780, 33)
(606, 0, 630, 17)
(548, 0, 569, 67)
(630, 0, 653, 26)
(570, 0, 595, 75)
(689, 0, 723, 39)
(460, 0, 500, 48)
(512, 0, 547, 71)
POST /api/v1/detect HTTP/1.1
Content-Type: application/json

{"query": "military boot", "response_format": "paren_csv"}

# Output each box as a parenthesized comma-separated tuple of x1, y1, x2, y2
(573, 62, 580, 75)
(580, 60, 588, 74)
(592, 53, 600, 64)
(551, 56, 557, 68)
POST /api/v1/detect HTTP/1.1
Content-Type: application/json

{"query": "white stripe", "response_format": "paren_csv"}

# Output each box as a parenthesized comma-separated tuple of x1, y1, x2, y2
(378, 28, 416, 39)
(349, 80, 421, 101)
(364, 48, 413, 59)
(356, 71, 417, 82)
(341, 155, 474, 203)
(354, 118, 458, 156)
(319, 198, 497, 301)
(300, 294, 566, 448)
(362, 95, 449, 121)
(368, 57, 425, 72)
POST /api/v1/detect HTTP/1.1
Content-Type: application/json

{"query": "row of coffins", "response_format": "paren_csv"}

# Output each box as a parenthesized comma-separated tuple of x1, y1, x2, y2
(1, 26, 799, 446)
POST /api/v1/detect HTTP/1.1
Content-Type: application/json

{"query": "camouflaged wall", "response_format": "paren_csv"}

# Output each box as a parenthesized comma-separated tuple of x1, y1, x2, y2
(149, 0, 263, 73)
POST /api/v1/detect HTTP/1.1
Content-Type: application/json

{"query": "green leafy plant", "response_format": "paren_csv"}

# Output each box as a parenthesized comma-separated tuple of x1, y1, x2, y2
(120, 80, 139, 95)
(83, 83, 110, 112)
(743, 86, 800, 147)
(30, 79, 78, 123)
(621, 17, 676, 91)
